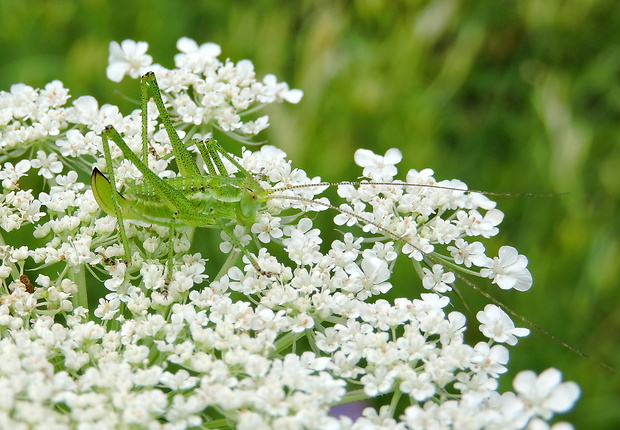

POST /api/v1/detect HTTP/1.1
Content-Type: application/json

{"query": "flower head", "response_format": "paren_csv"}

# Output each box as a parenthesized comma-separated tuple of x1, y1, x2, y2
(0, 38, 579, 429)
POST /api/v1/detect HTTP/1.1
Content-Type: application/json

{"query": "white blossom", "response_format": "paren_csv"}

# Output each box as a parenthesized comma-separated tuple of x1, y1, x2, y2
(481, 246, 534, 291)
(477, 304, 531, 345)
(514, 368, 580, 419)
(107, 40, 153, 82)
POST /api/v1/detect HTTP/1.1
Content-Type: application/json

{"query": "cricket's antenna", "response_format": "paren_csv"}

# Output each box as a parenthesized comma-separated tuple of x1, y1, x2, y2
(272, 181, 558, 198)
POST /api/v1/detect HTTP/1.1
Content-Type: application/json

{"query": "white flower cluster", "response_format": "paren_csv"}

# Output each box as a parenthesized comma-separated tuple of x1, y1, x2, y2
(0, 39, 580, 428)
(107, 38, 303, 139)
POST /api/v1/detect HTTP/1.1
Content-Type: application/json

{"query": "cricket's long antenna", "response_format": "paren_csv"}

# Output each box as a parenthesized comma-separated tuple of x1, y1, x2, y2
(268, 192, 616, 372)
(272, 181, 559, 198)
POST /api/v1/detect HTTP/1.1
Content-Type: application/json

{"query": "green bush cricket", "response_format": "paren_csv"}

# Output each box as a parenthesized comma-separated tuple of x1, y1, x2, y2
(92, 71, 275, 279)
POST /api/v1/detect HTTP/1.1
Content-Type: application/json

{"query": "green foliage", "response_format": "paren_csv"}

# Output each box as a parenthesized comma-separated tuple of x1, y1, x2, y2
(1, 0, 619, 427)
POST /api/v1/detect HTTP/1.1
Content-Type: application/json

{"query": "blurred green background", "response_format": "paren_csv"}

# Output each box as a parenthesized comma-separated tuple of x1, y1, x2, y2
(1, 0, 619, 427)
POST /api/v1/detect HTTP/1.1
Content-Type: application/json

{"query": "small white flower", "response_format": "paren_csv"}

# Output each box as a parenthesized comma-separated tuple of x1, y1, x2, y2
(422, 264, 455, 293)
(398, 368, 436, 401)
(94, 297, 121, 320)
(282, 218, 323, 265)
(513, 368, 580, 419)
(174, 37, 221, 73)
(481, 246, 533, 291)
(10, 246, 29, 261)
(219, 224, 252, 254)
(239, 115, 270, 135)
(361, 366, 396, 396)
(477, 304, 530, 345)
(30, 150, 63, 179)
(39, 80, 70, 108)
(448, 239, 488, 267)
(251, 212, 283, 243)
(471, 342, 509, 377)
(258, 74, 303, 104)
(358, 256, 392, 299)
(457, 208, 504, 238)
(354, 148, 402, 181)
(107, 40, 153, 82)
(0, 264, 12, 279)
(160, 369, 198, 391)
(57, 129, 92, 157)
(69, 95, 100, 125)
(0, 159, 31, 190)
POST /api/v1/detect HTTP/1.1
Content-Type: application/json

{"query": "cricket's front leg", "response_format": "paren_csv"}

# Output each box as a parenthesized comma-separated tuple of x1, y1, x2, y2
(92, 130, 133, 264)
